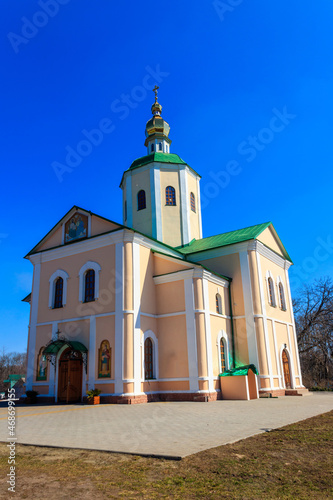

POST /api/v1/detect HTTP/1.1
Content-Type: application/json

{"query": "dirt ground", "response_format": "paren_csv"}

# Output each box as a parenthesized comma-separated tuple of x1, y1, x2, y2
(0, 411, 332, 499)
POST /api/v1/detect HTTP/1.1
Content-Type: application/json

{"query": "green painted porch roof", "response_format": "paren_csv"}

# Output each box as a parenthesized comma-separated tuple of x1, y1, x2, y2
(219, 364, 259, 377)
(43, 340, 88, 355)
(177, 222, 292, 262)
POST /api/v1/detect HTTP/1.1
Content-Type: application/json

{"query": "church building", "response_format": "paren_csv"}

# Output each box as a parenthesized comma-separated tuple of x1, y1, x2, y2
(23, 89, 306, 403)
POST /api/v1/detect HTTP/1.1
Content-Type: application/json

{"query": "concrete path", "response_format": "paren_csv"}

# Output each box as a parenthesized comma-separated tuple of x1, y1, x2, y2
(1, 393, 332, 459)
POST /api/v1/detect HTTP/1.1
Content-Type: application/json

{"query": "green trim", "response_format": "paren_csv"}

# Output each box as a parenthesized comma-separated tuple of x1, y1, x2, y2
(219, 364, 259, 377)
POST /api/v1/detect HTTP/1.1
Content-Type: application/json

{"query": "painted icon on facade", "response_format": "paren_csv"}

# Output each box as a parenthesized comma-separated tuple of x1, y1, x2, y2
(37, 348, 47, 381)
(65, 212, 88, 243)
(98, 340, 111, 378)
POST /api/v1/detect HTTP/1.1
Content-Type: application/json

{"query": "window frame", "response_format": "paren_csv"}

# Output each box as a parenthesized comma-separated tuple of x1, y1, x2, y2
(53, 277, 64, 309)
(84, 269, 95, 303)
(216, 293, 222, 314)
(190, 192, 196, 212)
(48, 269, 69, 309)
(165, 186, 176, 206)
(137, 190, 146, 211)
(78, 261, 101, 303)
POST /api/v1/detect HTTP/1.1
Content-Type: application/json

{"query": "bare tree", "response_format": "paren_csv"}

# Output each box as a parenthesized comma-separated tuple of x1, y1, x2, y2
(293, 277, 333, 389)
(0, 348, 27, 393)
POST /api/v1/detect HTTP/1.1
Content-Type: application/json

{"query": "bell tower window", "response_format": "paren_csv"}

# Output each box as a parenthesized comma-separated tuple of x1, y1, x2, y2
(165, 186, 176, 206)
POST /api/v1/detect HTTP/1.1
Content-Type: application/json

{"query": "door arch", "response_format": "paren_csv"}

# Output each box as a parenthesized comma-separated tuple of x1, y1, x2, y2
(58, 348, 83, 403)
(282, 349, 292, 389)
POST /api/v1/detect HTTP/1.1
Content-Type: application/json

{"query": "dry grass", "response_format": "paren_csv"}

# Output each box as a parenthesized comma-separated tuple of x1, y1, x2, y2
(0, 411, 332, 499)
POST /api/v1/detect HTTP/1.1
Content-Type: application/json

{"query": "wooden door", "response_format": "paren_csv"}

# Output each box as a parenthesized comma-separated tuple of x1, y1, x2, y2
(58, 349, 83, 403)
(282, 349, 291, 389)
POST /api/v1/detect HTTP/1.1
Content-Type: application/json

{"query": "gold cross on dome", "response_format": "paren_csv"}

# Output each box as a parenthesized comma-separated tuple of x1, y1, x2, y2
(153, 85, 159, 101)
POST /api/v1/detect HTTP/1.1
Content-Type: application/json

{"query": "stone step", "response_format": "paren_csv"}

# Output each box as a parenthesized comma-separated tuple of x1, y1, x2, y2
(285, 388, 313, 397)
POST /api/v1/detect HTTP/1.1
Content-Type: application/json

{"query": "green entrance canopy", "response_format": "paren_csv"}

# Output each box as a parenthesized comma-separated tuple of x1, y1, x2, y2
(219, 364, 259, 377)
(43, 340, 88, 355)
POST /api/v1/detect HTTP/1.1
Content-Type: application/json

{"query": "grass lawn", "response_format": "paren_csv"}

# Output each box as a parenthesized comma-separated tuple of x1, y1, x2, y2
(0, 411, 332, 499)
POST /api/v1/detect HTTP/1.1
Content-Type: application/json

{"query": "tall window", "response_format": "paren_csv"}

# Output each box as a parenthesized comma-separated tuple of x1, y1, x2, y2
(220, 339, 226, 373)
(151, 144, 155, 152)
(216, 293, 222, 314)
(54, 277, 63, 308)
(190, 192, 196, 212)
(144, 338, 153, 380)
(165, 186, 176, 206)
(137, 190, 146, 210)
(84, 269, 95, 303)
(268, 277, 275, 306)
(279, 283, 286, 310)
(158, 142, 162, 151)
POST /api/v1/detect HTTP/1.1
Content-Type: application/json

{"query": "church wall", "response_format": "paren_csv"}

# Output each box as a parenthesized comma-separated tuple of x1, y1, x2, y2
(37, 245, 116, 324)
(140, 316, 158, 337)
(210, 315, 232, 376)
(90, 215, 120, 237)
(198, 253, 245, 317)
(207, 281, 229, 316)
(233, 318, 250, 366)
(130, 169, 153, 235)
(155, 281, 185, 315)
(140, 246, 156, 315)
(38, 226, 63, 252)
(153, 254, 192, 276)
(257, 227, 285, 258)
(254, 317, 269, 376)
(187, 171, 200, 241)
(160, 169, 182, 247)
(34, 324, 52, 384)
(156, 315, 189, 379)
(96, 315, 115, 380)
(266, 319, 278, 376)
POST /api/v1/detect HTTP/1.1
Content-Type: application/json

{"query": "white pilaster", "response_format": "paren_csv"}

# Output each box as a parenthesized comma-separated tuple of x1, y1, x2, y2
(271, 319, 283, 389)
(114, 242, 124, 394)
(150, 166, 162, 241)
(133, 241, 142, 394)
(196, 177, 203, 239)
(179, 168, 190, 244)
(88, 316, 96, 390)
(48, 322, 58, 397)
(202, 279, 214, 392)
(26, 259, 41, 391)
(285, 269, 303, 386)
(184, 278, 199, 391)
(239, 251, 260, 368)
(126, 176, 133, 228)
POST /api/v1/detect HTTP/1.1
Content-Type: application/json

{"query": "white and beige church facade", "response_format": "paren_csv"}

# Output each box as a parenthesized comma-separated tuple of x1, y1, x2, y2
(23, 90, 305, 404)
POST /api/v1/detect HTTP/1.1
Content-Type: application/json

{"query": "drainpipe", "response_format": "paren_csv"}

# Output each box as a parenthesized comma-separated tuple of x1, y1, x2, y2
(228, 281, 236, 369)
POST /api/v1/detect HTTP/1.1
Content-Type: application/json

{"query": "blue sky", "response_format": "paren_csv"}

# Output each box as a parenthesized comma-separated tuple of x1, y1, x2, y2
(1, 0, 333, 353)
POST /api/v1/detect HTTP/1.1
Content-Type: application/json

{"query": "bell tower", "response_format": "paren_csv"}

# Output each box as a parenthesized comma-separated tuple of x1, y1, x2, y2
(120, 89, 202, 247)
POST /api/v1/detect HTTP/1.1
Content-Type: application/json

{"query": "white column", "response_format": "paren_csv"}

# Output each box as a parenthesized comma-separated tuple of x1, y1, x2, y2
(133, 241, 142, 395)
(114, 242, 124, 394)
(239, 251, 260, 368)
(150, 166, 162, 241)
(184, 278, 199, 391)
(125, 175, 133, 228)
(88, 316, 96, 390)
(255, 251, 274, 388)
(196, 177, 203, 239)
(48, 322, 58, 397)
(202, 279, 214, 392)
(285, 267, 303, 386)
(271, 320, 283, 389)
(179, 168, 190, 244)
(26, 258, 41, 391)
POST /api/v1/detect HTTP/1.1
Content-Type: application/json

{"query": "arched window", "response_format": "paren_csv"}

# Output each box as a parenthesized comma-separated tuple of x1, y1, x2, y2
(137, 190, 146, 211)
(84, 269, 95, 303)
(268, 277, 275, 306)
(220, 338, 226, 373)
(165, 186, 176, 206)
(54, 277, 63, 309)
(216, 293, 222, 314)
(158, 142, 162, 151)
(98, 340, 111, 378)
(144, 338, 154, 380)
(36, 347, 47, 381)
(151, 144, 155, 152)
(190, 192, 196, 212)
(279, 283, 286, 310)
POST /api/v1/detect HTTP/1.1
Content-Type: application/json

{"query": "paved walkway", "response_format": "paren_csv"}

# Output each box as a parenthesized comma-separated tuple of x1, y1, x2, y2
(1, 393, 332, 459)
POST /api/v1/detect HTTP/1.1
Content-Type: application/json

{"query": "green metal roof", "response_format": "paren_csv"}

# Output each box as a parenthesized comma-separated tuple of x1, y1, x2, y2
(130, 152, 187, 170)
(43, 340, 88, 355)
(219, 364, 259, 377)
(176, 222, 292, 262)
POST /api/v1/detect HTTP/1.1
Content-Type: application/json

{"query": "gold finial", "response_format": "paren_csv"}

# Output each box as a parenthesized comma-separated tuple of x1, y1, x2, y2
(153, 85, 159, 102)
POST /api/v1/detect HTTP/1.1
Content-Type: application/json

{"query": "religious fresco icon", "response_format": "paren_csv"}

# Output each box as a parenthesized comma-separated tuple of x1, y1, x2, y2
(65, 212, 88, 243)
(36, 347, 47, 381)
(98, 340, 111, 378)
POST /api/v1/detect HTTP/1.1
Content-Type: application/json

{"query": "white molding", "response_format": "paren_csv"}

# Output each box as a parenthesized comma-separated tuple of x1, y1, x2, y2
(255, 252, 274, 388)
(203, 279, 214, 392)
(133, 242, 141, 394)
(150, 167, 162, 241)
(88, 316, 96, 390)
(26, 262, 41, 392)
(187, 242, 250, 262)
(196, 177, 203, 239)
(36, 311, 115, 327)
(153, 268, 229, 288)
(216, 330, 230, 373)
(239, 251, 260, 368)
(125, 176, 133, 227)
(184, 278, 199, 391)
(276, 275, 287, 311)
(141, 330, 159, 380)
(179, 168, 190, 244)
(48, 269, 69, 308)
(94, 379, 115, 384)
(248, 240, 288, 269)
(114, 242, 124, 394)
(265, 269, 277, 307)
(78, 261, 101, 302)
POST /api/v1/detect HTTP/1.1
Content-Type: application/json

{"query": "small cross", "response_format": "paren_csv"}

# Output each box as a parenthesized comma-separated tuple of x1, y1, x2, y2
(153, 85, 159, 101)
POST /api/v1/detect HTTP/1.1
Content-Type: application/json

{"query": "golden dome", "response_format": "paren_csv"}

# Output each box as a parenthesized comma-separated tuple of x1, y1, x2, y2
(144, 86, 171, 147)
